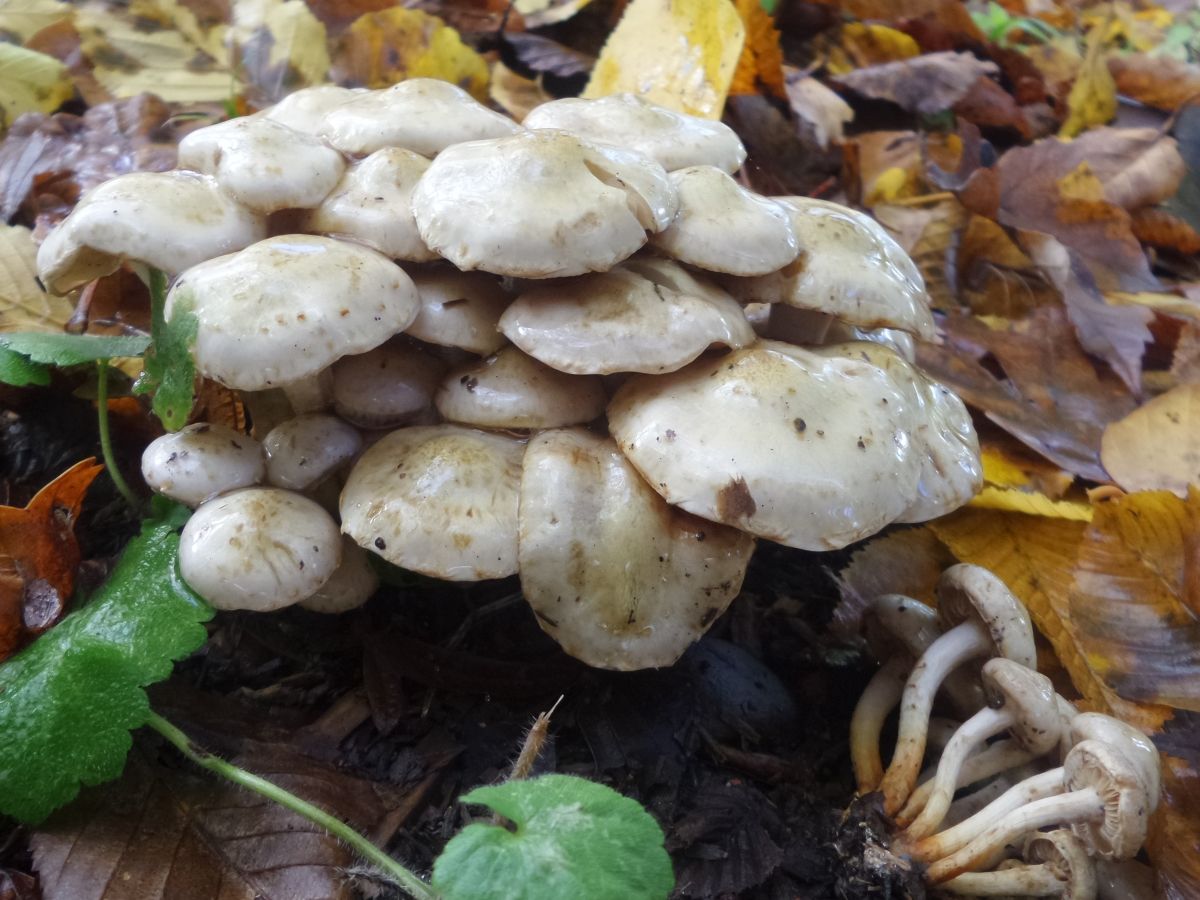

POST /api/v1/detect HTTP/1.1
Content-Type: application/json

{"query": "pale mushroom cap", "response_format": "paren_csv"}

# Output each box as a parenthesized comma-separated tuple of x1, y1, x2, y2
(726, 197, 935, 340)
(826, 321, 917, 363)
(936, 564, 1037, 669)
(300, 148, 436, 262)
(36, 171, 267, 295)
(411, 130, 678, 278)
(607, 341, 922, 549)
(320, 79, 522, 157)
(262, 85, 364, 133)
(436, 346, 606, 429)
(263, 413, 362, 491)
(980, 657, 1060, 754)
(166, 235, 420, 391)
(298, 537, 379, 613)
(141, 423, 264, 508)
(1069, 713, 1162, 811)
(867, 594, 940, 658)
(406, 268, 511, 355)
(651, 167, 799, 276)
(519, 428, 755, 670)
(1063, 739, 1150, 860)
(179, 487, 341, 611)
(177, 117, 346, 213)
(1023, 831, 1098, 900)
(499, 257, 754, 375)
(331, 341, 446, 429)
(340, 425, 525, 581)
(523, 94, 747, 173)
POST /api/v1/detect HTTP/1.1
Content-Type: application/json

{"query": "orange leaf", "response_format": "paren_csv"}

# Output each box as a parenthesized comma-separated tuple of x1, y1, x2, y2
(1131, 207, 1200, 256)
(729, 0, 785, 98)
(0, 458, 103, 662)
(1109, 54, 1200, 113)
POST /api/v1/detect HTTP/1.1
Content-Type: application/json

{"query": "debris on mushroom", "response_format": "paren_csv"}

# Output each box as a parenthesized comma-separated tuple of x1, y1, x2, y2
(331, 340, 447, 429)
(262, 414, 362, 492)
(405, 267, 511, 355)
(298, 537, 379, 614)
(141, 423, 264, 508)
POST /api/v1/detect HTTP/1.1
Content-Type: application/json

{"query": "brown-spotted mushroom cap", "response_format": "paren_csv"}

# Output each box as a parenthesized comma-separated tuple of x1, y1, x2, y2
(499, 257, 753, 374)
(36, 171, 266, 295)
(436, 346, 606, 429)
(179, 487, 341, 611)
(340, 424, 524, 581)
(519, 428, 755, 670)
(406, 268, 510, 355)
(262, 85, 363, 133)
(523, 94, 746, 173)
(411, 130, 677, 278)
(299, 537, 379, 614)
(725, 197, 935, 340)
(331, 341, 446, 429)
(141, 423, 264, 508)
(607, 340, 921, 549)
(166, 235, 419, 391)
(263, 414, 362, 491)
(300, 148, 436, 262)
(651, 166, 799, 275)
(177, 117, 346, 213)
(320, 79, 521, 157)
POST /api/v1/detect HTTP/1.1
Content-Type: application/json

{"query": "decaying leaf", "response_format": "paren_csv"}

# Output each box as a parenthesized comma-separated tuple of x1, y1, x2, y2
(967, 486, 1093, 521)
(0, 43, 73, 132)
(513, 0, 593, 29)
(833, 52, 999, 116)
(230, 0, 331, 103)
(1150, 756, 1200, 900)
(583, 0, 745, 119)
(1102, 384, 1200, 495)
(729, 0, 785, 99)
(824, 23, 918, 75)
(1060, 23, 1116, 138)
(0, 0, 72, 43)
(783, 68, 852, 149)
(1110, 53, 1200, 113)
(0, 225, 73, 335)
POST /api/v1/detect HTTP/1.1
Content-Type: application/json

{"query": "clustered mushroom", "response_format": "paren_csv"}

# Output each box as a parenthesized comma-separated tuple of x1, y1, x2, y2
(850, 564, 1163, 897)
(37, 79, 984, 672)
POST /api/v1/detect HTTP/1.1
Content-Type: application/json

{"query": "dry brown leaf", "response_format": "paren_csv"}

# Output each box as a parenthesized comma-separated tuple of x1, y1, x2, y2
(950, 75, 1032, 138)
(872, 197, 966, 310)
(1131, 207, 1200, 255)
(1110, 53, 1200, 112)
(1150, 755, 1200, 900)
(489, 61, 553, 121)
(0, 225, 73, 334)
(833, 51, 999, 116)
(956, 216, 1060, 318)
(1173, 321, 1200, 386)
(1101, 385, 1200, 495)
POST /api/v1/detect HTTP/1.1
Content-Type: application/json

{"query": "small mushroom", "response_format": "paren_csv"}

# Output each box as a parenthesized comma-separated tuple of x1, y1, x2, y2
(141, 423, 264, 508)
(522, 93, 746, 173)
(320, 79, 521, 157)
(498, 257, 754, 375)
(411, 130, 677, 278)
(405, 267, 511, 355)
(298, 537, 379, 614)
(36, 171, 266, 295)
(179, 487, 341, 611)
(262, 85, 363, 133)
(518, 428, 755, 669)
(878, 565, 1036, 814)
(262, 414, 362, 491)
(939, 830, 1097, 899)
(177, 116, 346, 213)
(436, 346, 606, 429)
(340, 424, 525, 581)
(331, 341, 446, 429)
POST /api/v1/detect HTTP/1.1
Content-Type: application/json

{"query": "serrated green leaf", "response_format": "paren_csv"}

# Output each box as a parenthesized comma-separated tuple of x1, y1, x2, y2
(432, 774, 674, 900)
(0, 332, 150, 367)
(0, 520, 212, 823)
(134, 271, 196, 431)
(0, 345, 49, 386)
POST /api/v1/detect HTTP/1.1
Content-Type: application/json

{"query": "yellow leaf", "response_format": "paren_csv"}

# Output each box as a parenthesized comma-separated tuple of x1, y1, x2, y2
(333, 8, 488, 99)
(968, 486, 1094, 521)
(583, 0, 745, 119)
(865, 167, 912, 205)
(0, 226, 73, 334)
(981, 447, 1032, 489)
(514, 0, 595, 29)
(0, 43, 71, 132)
(1060, 22, 1116, 138)
(231, 0, 330, 98)
(826, 22, 918, 76)
(1107, 290, 1200, 319)
(0, 0, 71, 43)
(1101, 383, 1200, 496)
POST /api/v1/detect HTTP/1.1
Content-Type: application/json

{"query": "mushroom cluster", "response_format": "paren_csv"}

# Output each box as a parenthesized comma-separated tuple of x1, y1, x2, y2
(37, 79, 983, 671)
(851, 564, 1162, 897)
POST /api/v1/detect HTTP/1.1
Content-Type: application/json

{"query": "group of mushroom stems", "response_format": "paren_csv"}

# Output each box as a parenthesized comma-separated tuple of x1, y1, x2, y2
(31, 78, 1155, 894)
(850, 564, 1161, 897)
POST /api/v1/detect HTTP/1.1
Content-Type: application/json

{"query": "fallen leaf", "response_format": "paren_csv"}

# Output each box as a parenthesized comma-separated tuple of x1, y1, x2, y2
(331, 8, 489, 97)
(0, 43, 72, 132)
(1149, 756, 1200, 900)
(0, 0, 71, 43)
(1102, 384, 1200, 496)
(967, 486, 1093, 521)
(513, 0, 593, 29)
(0, 225, 73, 334)
(872, 197, 967, 309)
(583, 0, 745, 119)
(489, 62, 553, 121)
(980, 436, 1076, 498)
(722, 94, 838, 196)
(1110, 53, 1200, 112)
(729, 0, 785, 99)
(1173, 320, 1200, 385)
(833, 51, 1000, 116)
(1060, 22, 1116, 138)
(1131, 207, 1200, 255)
(499, 32, 594, 86)
(783, 67, 852, 149)
(956, 215, 1060, 318)
(952, 75, 1035, 138)
(230, 0, 332, 104)
(825, 22, 918, 75)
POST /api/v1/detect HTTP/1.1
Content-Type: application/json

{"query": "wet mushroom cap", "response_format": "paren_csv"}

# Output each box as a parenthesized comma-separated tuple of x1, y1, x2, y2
(411, 130, 677, 278)
(166, 235, 419, 392)
(141, 423, 264, 508)
(937, 563, 1038, 669)
(262, 413, 362, 491)
(981, 658, 1061, 753)
(498, 257, 754, 375)
(262, 85, 363, 133)
(36, 171, 267, 295)
(405, 267, 511, 355)
(319, 78, 522, 157)
(331, 341, 446, 429)
(179, 487, 341, 611)
(298, 537, 379, 614)
(607, 340, 922, 549)
(519, 428, 755, 670)
(340, 424, 525, 581)
(1064, 740, 1151, 860)
(522, 93, 747, 173)
(1024, 830, 1098, 900)
(1069, 713, 1162, 811)
(177, 116, 346, 213)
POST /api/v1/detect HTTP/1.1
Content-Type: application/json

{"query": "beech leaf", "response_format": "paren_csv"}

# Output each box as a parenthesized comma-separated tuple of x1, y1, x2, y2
(1102, 384, 1200, 496)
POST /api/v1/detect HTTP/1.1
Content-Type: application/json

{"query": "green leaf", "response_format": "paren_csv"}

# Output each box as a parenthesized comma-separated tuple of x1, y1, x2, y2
(134, 270, 197, 431)
(0, 345, 49, 386)
(0, 332, 150, 367)
(0, 520, 212, 823)
(432, 774, 674, 900)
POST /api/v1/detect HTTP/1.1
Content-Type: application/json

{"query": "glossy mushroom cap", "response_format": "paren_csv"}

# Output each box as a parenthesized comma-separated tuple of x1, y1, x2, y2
(523, 94, 746, 173)
(937, 564, 1037, 670)
(411, 130, 677, 278)
(262, 85, 363, 133)
(36, 171, 266, 294)
(405, 268, 510, 355)
(981, 658, 1060, 754)
(1064, 740, 1151, 860)
(141, 423, 264, 508)
(298, 537, 379, 614)
(866, 594, 941, 660)
(1025, 830, 1098, 900)
(330, 341, 446, 429)
(1069, 713, 1162, 813)
(262, 414, 362, 492)
(519, 428, 755, 669)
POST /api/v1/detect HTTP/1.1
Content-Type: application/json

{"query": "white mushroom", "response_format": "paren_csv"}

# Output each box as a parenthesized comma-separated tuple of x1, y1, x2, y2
(298, 537, 379, 614)
(523, 93, 746, 172)
(141, 422, 264, 508)
(411, 130, 677, 278)
(320, 79, 522, 157)
(331, 341, 446, 429)
(179, 487, 341, 611)
(405, 267, 511, 355)
(498, 257, 754, 375)
(262, 85, 364, 133)
(518, 428, 755, 669)
(36, 171, 266, 295)
(340, 424, 525, 581)
(262, 414, 362, 491)
(939, 830, 1097, 899)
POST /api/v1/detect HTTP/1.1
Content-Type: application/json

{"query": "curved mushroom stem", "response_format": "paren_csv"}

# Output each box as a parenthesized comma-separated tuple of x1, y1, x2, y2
(942, 761, 1042, 828)
(879, 622, 992, 813)
(896, 739, 1038, 827)
(939, 863, 1064, 896)
(851, 655, 910, 793)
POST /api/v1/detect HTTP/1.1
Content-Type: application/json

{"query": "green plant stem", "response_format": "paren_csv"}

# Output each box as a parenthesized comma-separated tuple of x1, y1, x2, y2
(145, 713, 439, 900)
(95, 360, 141, 511)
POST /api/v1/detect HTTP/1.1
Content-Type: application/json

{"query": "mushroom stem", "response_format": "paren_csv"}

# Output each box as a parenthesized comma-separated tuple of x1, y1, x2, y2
(851, 654, 910, 793)
(939, 863, 1064, 896)
(896, 739, 1038, 826)
(282, 370, 334, 414)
